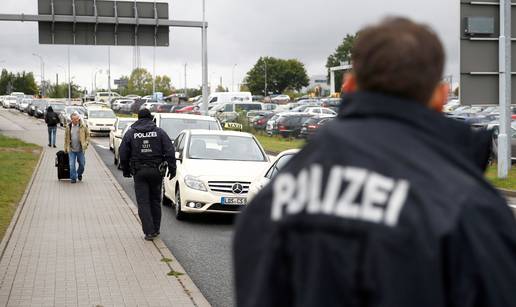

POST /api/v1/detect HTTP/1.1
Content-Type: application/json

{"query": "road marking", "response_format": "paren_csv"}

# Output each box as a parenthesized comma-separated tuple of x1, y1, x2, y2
(96, 145, 110, 150)
(510, 204, 516, 209)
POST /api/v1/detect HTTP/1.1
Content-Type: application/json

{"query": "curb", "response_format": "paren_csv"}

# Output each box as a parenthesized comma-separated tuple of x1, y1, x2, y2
(498, 188, 516, 198)
(90, 146, 211, 307)
(0, 147, 44, 260)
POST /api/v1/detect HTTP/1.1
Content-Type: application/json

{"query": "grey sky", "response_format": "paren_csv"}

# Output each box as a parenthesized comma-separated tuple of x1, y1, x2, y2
(0, 0, 459, 92)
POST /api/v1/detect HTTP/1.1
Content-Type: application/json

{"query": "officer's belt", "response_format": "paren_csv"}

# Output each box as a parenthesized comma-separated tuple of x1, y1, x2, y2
(131, 160, 161, 170)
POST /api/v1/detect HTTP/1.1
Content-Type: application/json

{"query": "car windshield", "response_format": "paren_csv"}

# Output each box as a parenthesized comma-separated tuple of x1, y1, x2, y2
(118, 120, 134, 131)
(160, 118, 220, 139)
(89, 110, 116, 118)
(188, 135, 266, 161)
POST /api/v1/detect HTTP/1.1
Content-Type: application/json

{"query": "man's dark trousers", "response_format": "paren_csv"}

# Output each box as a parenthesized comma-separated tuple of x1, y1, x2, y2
(134, 167, 162, 235)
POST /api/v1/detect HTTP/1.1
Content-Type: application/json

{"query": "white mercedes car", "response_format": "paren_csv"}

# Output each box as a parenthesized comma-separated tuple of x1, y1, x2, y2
(162, 130, 270, 220)
(247, 149, 300, 202)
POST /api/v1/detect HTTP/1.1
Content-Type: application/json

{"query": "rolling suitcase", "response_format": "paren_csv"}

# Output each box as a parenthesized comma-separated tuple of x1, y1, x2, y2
(55, 150, 70, 180)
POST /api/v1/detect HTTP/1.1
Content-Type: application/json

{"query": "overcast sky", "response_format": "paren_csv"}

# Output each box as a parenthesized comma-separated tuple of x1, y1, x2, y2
(0, 0, 459, 93)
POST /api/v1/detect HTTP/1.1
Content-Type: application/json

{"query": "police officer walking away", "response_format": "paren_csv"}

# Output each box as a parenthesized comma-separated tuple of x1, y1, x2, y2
(120, 109, 176, 241)
(234, 17, 516, 307)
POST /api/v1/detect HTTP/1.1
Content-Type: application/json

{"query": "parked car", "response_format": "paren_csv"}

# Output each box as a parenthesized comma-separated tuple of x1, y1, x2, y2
(270, 94, 291, 104)
(251, 112, 276, 130)
(110, 117, 137, 151)
(139, 101, 160, 111)
(162, 130, 270, 219)
(210, 102, 263, 123)
(95, 91, 121, 103)
(266, 113, 314, 138)
(290, 104, 321, 113)
(176, 105, 200, 115)
(112, 99, 134, 113)
(86, 107, 117, 135)
(18, 98, 32, 113)
(153, 113, 222, 141)
(113, 125, 132, 168)
(490, 122, 516, 161)
(59, 106, 87, 126)
(322, 98, 342, 112)
(247, 149, 300, 201)
(3, 96, 17, 108)
(44, 102, 66, 119)
(207, 92, 252, 108)
(27, 100, 47, 116)
(34, 100, 50, 118)
(304, 107, 337, 116)
(299, 116, 335, 139)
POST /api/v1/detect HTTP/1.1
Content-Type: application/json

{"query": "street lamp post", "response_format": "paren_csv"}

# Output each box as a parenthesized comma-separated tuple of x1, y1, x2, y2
(94, 69, 103, 95)
(67, 46, 71, 104)
(184, 63, 187, 96)
(232, 64, 237, 92)
(264, 59, 267, 96)
(32, 53, 45, 97)
(201, 0, 209, 115)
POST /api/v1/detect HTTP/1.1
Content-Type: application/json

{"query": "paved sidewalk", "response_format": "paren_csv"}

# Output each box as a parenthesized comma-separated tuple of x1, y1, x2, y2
(0, 109, 210, 306)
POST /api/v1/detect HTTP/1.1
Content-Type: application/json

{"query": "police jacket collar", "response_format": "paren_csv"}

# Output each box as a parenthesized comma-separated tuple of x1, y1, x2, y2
(131, 118, 157, 132)
(338, 91, 493, 171)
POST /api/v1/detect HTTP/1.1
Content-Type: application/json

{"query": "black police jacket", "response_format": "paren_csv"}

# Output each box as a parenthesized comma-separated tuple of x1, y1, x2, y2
(233, 92, 516, 307)
(119, 118, 176, 175)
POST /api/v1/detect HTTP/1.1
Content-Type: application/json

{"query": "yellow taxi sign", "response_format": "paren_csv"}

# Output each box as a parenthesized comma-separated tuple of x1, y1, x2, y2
(224, 122, 243, 131)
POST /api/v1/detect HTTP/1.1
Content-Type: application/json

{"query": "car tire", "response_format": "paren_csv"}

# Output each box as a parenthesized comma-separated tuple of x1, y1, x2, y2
(175, 187, 185, 220)
(161, 183, 173, 207)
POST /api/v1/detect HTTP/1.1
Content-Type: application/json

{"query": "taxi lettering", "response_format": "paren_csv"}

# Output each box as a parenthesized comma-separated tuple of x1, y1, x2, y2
(271, 165, 410, 227)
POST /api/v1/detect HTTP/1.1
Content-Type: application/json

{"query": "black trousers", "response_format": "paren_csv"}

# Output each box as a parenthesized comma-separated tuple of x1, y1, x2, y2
(133, 167, 163, 235)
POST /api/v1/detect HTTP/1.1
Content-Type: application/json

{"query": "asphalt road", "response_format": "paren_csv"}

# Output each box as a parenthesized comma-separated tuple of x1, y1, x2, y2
(91, 137, 236, 307)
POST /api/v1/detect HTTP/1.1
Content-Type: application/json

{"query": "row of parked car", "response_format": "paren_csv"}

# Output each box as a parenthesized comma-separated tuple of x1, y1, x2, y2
(444, 99, 516, 160)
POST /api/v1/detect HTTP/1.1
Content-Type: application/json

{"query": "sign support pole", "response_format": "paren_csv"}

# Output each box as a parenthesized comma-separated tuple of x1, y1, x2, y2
(498, 0, 512, 178)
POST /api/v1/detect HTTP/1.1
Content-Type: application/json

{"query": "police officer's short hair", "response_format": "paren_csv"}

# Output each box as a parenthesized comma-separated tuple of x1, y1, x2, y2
(351, 17, 445, 104)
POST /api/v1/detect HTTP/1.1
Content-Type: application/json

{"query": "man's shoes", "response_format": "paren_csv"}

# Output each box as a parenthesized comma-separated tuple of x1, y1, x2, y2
(78, 175, 82, 181)
(144, 234, 155, 241)
(48, 144, 51, 147)
(152, 231, 160, 237)
(71, 180, 77, 184)
(53, 145, 56, 148)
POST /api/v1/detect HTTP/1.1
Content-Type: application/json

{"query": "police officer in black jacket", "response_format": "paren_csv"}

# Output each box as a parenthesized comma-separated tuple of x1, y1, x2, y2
(234, 17, 516, 307)
(120, 109, 176, 241)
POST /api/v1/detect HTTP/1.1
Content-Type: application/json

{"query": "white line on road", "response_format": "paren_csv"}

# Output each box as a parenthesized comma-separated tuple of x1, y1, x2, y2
(96, 145, 110, 150)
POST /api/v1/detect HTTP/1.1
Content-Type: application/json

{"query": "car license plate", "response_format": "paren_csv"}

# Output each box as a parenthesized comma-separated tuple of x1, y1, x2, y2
(221, 197, 247, 205)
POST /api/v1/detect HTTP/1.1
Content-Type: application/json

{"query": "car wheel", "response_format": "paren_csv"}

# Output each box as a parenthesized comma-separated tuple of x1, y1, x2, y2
(174, 187, 185, 220)
(161, 183, 173, 207)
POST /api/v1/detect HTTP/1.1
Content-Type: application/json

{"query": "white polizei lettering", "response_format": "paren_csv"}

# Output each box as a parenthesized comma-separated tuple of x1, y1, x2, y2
(384, 180, 410, 227)
(270, 164, 410, 227)
(134, 131, 158, 139)
(360, 173, 394, 223)
(335, 167, 368, 219)
(306, 164, 323, 214)
(271, 173, 296, 221)
(321, 166, 343, 214)
(287, 169, 309, 215)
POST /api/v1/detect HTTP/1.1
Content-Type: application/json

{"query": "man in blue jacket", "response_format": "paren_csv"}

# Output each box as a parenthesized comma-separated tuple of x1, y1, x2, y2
(234, 17, 516, 307)
(120, 109, 176, 241)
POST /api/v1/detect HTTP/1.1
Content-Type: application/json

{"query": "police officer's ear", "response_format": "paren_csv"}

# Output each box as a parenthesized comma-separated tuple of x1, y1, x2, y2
(428, 82, 448, 113)
(342, 72, 358, 94)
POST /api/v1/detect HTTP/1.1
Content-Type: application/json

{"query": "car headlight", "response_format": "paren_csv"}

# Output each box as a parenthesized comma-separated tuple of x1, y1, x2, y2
(184, 176, 207, 191)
